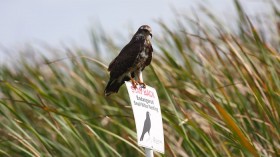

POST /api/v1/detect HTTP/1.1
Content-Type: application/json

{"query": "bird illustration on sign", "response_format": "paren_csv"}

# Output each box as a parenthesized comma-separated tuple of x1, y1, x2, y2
(140, 111, 151, 141)
(104, 25, 153, 96)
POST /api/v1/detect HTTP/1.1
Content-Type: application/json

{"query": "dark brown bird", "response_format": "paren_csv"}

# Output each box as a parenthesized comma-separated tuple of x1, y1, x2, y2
(104, 25, 153, 96)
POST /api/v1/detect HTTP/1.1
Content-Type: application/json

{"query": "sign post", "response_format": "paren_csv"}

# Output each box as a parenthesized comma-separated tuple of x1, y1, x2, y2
(145, 148, 154, 157)
(125, 81, 164, 156)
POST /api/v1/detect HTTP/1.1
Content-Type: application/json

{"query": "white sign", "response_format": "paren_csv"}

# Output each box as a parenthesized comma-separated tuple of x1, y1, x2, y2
(125, 81, 164, 154)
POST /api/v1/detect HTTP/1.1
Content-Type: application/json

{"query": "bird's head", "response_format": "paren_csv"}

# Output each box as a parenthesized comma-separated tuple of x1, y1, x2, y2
(135, 25, 152, 40)
(146, 111, 150, 117)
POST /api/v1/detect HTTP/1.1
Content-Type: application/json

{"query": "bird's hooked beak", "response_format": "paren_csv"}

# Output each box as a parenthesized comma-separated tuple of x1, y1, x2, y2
(149, 33, 153, 38)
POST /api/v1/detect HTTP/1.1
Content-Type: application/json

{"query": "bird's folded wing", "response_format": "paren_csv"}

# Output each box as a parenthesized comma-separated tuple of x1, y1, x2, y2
(108, 39, 145, 78)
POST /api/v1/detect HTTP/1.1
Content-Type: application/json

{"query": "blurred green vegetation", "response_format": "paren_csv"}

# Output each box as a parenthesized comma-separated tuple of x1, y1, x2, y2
(0, 1, 279, 156)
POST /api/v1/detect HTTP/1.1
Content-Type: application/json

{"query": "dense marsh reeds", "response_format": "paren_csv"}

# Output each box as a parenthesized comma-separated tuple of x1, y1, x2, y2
(0, 1, 279, 156)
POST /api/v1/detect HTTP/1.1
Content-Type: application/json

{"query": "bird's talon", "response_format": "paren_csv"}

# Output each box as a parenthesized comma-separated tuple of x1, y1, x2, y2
(131, 79, 138, 89)
(132, 84, 137, 89)
(139, 82, 146, 88)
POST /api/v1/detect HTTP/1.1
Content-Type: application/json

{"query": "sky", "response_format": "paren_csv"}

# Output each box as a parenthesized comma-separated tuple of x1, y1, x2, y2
(0, 0, 274, 64)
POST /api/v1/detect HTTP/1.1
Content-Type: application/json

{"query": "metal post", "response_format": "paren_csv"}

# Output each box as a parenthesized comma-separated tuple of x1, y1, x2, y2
(145, 148, 154, 157)
(141, 73, 154, 157)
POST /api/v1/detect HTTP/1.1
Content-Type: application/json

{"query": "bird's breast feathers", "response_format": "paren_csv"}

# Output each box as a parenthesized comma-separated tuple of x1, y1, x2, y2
(140, 50, 149, 59)
(134, 41, 152, 68)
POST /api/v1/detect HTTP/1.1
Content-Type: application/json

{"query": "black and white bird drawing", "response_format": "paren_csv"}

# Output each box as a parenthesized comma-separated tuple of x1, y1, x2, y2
(140, 111, 151, 141)
(104, 25, 153, 96)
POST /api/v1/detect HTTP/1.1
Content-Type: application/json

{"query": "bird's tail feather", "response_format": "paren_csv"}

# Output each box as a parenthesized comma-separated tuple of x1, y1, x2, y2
(140, 132, 144, 141)
(104, 75, 131, 96)
(104, 79, 123, 96)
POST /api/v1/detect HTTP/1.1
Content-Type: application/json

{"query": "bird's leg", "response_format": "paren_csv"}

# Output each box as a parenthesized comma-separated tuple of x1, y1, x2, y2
(136, 70, 146, 88)
(130, 77, 138, 89)
(128, 69, 138, 89)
